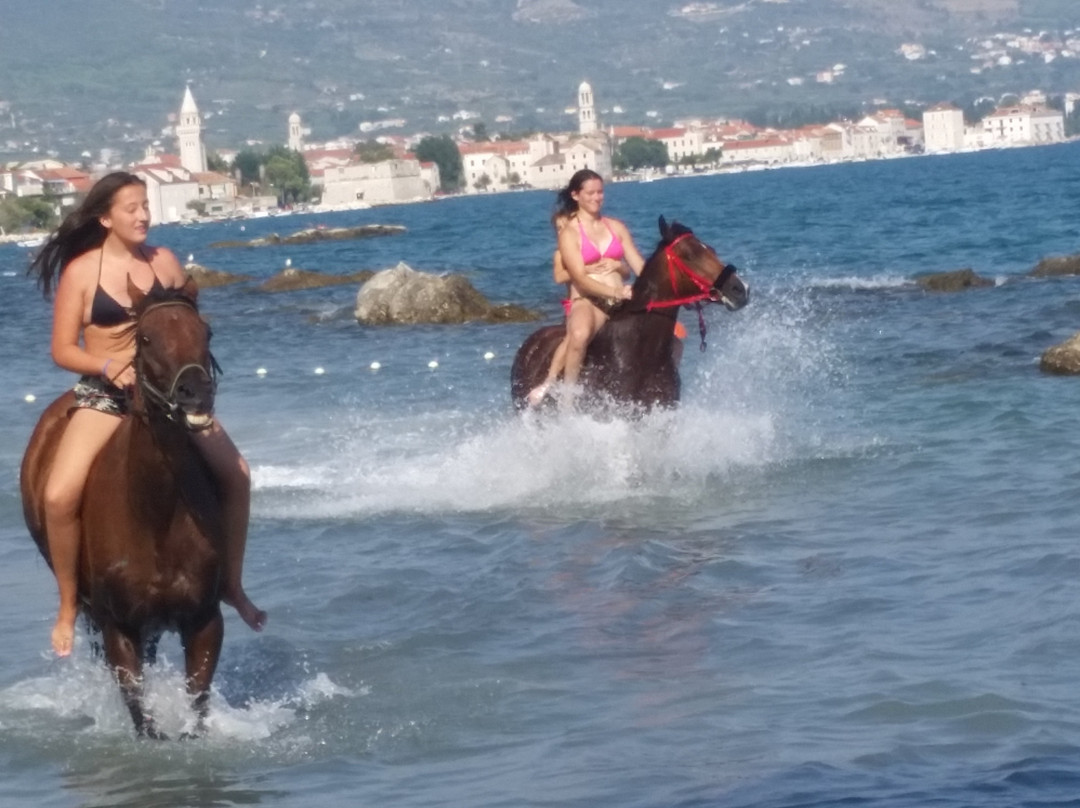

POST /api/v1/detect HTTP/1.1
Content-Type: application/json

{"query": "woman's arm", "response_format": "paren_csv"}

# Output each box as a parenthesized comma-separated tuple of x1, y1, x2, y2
(50, 259, 111, 377)
(610, 219, 646, 276)
(552, 249, 570, 285)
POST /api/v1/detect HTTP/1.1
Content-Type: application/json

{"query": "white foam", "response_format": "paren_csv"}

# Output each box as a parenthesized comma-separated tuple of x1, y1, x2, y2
(808, 274, 911, 290)
(0, 650, 351, 742)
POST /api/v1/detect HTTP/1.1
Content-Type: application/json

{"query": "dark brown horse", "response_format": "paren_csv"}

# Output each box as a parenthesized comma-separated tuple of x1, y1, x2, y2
(511, 217, 749, 411)
(21, 278, 227, 738)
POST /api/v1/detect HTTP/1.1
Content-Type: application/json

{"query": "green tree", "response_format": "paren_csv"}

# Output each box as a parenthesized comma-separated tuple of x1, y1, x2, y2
(355, 140, 395, 163)
(234, 148, 263, 187)
(614, 137, 669, 171)
(414, 135, 464, 191)
(472, 122, 489, 142)
(0, 196, 58, 233)
(962, 97, 997, 126)
(263, 145, 311, 205)
(1067, 106, 1080, 138)
(474, 173, 492, 191)
(206, 151, 229, 173)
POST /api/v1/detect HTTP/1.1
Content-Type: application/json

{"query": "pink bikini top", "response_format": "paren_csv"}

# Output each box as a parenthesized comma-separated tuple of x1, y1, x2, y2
(579, 219, 625, 265)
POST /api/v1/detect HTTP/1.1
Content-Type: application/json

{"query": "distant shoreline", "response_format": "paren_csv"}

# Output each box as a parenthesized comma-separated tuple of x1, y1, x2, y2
(3, 137, 1077, 247)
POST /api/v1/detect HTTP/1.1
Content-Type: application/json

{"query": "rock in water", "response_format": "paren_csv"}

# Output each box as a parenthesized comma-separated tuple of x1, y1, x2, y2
(354, 262, 540, 325)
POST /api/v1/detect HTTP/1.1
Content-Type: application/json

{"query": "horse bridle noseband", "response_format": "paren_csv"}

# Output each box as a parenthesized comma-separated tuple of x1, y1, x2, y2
(644, 233, 739, 351)
(134, 299, 221, 431)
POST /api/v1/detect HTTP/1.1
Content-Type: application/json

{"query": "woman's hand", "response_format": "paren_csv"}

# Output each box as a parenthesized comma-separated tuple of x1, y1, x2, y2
(590, 257, 624, 275)
(107, 362, 136, 388)
(620, 284, 633, 300)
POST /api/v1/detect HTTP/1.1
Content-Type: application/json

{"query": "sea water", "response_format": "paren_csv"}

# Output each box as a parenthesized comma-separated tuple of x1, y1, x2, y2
(2, 143, 1080, 806)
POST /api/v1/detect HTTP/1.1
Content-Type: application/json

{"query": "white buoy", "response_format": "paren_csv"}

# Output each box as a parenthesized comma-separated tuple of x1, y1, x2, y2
(24, 393, 36, 403)
(370, 361, 381, 371)
(256, 367, 268, 376)
(428, 360, 439, 369)
(483, 351, 495, 360)
(314, 367, 325, 375)
(285, 258, 292, 268)
(187, 253, 194, 263)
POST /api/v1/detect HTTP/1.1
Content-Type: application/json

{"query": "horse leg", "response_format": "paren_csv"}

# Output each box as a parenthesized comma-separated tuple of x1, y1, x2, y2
(102, 624, 164, 739)
(180, 611, 224, 737)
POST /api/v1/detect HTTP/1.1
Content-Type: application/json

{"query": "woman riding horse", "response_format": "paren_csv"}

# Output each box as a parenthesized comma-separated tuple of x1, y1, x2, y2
(27, 171, 264, 657)
(511, 216, 749, 412)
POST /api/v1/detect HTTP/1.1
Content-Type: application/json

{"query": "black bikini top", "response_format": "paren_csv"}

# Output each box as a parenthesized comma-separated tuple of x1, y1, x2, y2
(89, 248, 163, 327)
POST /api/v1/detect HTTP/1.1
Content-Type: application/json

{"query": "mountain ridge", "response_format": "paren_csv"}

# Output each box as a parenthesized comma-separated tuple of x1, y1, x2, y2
(0, 0, 1076, 161)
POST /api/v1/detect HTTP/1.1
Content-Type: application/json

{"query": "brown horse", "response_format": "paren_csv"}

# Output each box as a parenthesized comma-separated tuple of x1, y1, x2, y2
(21, 278, 227, 739)
(511, 217, 750, 411)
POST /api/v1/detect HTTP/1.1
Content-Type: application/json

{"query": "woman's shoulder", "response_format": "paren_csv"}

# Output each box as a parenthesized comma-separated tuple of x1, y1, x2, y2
(145, 245, 187, 286)
(59, 249, 99, 287)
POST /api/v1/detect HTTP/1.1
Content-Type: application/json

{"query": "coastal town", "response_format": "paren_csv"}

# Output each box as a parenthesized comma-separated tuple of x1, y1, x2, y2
(0, 79, 1074, 240)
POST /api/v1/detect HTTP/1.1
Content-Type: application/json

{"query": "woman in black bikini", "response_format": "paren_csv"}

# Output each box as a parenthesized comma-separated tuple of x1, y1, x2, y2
(29, 172, 266, 657)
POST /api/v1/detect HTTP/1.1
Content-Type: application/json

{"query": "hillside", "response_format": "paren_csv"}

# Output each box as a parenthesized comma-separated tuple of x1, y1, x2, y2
(0, 0, 1077, 161)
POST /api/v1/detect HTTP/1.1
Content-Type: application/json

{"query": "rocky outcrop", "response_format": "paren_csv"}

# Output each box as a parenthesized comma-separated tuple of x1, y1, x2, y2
(259, 267, 374, 292)
(1040, 333, 1080, 375)
(184, 262, 252, 288)
(915, 268, 993, 292)
(209, 224, 405, 249)
(354, 262, 541, 325)
(1029, 254, 1080, 278)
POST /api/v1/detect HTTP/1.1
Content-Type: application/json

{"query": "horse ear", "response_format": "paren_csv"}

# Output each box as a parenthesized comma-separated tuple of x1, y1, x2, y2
(128, 275, 147, 309)
(181, 275, 199, 302)
(658, 215, 670, 239)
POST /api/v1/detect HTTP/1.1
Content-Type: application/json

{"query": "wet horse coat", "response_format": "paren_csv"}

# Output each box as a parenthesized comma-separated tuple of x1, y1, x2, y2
(21, 280, 226, 738)
(511, 217, 749, 412)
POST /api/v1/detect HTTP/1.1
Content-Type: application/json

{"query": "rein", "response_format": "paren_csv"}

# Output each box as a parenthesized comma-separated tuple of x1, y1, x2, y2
(134, 299, 220, 431)
(642, 233, 739, 352)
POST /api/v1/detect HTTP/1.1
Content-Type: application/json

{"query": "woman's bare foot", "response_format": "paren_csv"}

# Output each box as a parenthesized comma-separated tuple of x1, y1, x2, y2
(527, 381, 552, 408)
(224, 590, 267, 631)
(51, 610, 76, 656)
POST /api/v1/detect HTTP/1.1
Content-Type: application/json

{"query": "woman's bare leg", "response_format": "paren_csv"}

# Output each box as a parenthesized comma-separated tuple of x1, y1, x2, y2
(42, 408, 123, 656)
(527, 336, 570, 407)
(562, 300, 600, 385)
(191, 421, 266, 631)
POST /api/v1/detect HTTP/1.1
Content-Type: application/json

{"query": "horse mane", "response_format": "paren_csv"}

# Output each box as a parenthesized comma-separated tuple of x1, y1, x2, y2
(653, 220, 693, 254)
(625, 220, 695, 307)
(117, 284, 200, 342)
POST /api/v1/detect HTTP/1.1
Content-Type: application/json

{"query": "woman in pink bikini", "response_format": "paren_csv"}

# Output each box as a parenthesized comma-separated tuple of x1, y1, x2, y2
(527, 170, 645, 405)
(29, 172, 266, 656)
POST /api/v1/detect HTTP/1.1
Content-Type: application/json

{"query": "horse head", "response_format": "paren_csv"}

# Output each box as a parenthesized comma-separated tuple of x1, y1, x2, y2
(128, 276, 218, 431)
(643, 216, 750, 312)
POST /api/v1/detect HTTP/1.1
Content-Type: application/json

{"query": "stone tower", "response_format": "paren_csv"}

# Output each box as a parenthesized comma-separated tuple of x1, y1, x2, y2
(288, 112, 303, 151)
(578, 80, 597, 135)
(177, 84, 206, 173)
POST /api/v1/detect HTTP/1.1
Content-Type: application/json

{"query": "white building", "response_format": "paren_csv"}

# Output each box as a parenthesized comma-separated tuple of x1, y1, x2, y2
(720, 138, 794, 166)
(288, 112, 304, 152)
(460, 133, 612, 193)
(176, 85, 207, 174)
(578, 81, 598, 135)
(136, 165, 200, 224)
(982, 105, 1066, 145)
(650, 127, 708, 162)
(317, 158, 432, 207)
(923, 103, 966, 153)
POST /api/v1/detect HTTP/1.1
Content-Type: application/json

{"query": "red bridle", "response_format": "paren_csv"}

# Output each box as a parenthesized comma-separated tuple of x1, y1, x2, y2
(645, 233, 720, 312)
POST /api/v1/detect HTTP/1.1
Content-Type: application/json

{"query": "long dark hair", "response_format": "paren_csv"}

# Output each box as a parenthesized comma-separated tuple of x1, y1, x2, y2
(29, 171, 147, 298)
(553, 168, 603, 221)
